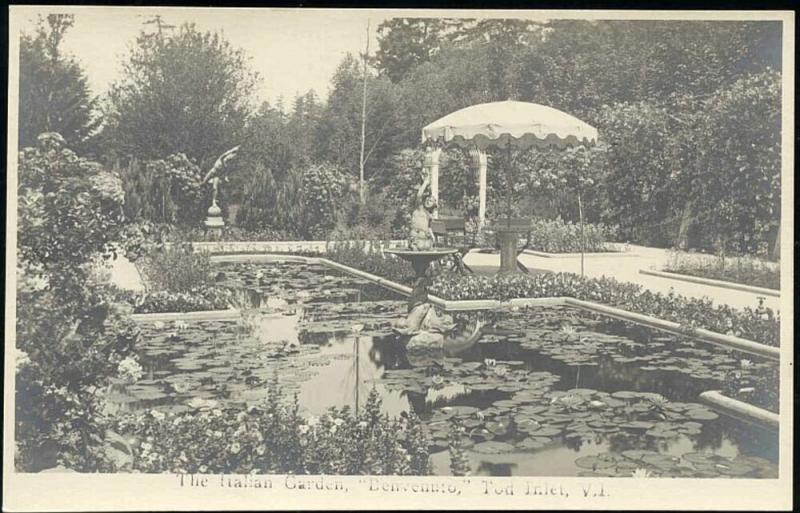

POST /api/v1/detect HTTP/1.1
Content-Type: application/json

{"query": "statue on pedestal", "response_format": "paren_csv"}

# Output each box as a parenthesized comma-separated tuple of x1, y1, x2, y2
(408, 171, 438, 251)
(201, 146, 239, 233)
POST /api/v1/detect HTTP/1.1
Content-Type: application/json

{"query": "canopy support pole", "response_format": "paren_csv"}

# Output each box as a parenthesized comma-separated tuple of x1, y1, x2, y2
(470, 148, 488, 227)
(424, 147, 442, 218)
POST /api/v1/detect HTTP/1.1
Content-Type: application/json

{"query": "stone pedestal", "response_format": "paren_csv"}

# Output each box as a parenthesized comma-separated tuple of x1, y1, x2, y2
(495, 223, 529, 274)
(384, 248, 458, 312)
(204, 203, 224, 240)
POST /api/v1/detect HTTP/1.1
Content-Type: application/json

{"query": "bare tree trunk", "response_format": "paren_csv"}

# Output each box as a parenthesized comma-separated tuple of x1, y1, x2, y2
(771, 216, 781, 261)
(578, 190, 585, 277)
(676, 200, 693, 250)
(358, 20, 370, 204)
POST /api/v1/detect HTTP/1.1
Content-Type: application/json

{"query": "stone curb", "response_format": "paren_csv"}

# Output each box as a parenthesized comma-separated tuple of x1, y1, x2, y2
(640, 269, 780, 298)
(523, 249, 638, 258)
(130, 309, 241, 322)
(699, 390, 779, 431)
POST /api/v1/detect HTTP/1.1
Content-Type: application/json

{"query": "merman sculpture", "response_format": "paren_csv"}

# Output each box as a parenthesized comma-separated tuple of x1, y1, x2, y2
(386, 171, 482, 365)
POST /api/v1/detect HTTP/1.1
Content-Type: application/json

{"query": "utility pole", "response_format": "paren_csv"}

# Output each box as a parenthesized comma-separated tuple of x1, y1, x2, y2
(359, 20, 370, 204)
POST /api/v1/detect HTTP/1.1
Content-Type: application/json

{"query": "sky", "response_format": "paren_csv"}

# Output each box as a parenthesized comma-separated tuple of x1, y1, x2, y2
(13, 7, 399, 106)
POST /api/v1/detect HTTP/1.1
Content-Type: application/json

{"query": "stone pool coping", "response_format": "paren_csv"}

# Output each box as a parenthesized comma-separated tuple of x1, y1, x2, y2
(203, 252, 780, 362)
(522, 249, 638, 258)
(699, 390, 779, 431)
(193, 239, 408, 255)
(640, 269, 780, 298)
(130, 308, 241, 322)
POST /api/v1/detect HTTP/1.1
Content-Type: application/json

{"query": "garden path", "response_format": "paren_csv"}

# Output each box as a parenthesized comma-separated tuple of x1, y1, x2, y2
(462, 244, 782, 311)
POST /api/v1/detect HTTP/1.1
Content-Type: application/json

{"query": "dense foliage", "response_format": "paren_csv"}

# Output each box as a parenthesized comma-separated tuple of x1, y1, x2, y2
(115, 154, 208, 227)
(663, 252, 780, 290)
(526, 218, 617, 253)
(15, 135, 140, 471)
(111, 384, 431, 475)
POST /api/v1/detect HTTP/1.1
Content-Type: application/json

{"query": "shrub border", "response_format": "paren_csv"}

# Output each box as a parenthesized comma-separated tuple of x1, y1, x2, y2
(640, 269, 780, 297)
(201, 251, 780, 361)
(699, 390, 779, 431)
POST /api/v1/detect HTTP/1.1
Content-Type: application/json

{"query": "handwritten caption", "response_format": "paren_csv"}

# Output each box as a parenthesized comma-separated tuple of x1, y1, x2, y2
(177, 474, 610, 499)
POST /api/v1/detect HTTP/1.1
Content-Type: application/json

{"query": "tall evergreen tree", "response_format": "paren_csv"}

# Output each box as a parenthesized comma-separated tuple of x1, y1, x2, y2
(18, 14, 99, 149)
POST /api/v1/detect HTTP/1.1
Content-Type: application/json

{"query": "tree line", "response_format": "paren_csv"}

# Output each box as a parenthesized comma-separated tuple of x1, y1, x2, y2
(18, 15, 782, 256)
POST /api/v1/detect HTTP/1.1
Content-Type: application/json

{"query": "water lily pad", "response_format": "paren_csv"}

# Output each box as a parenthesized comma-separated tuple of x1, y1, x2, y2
(685, 408, 719, 420)
(516, 436, 550, 450)
(532, 426, 562, 437)
(472, 441, 516, 454)
(619, 421, 654, 430)
(515, 418, 542, 432)
(575, 454, 616, 470)
(611, 390, 639, 400)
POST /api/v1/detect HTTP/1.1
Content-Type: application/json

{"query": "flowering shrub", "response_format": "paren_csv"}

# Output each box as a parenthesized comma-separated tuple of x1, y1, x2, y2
(111, 382, 432, 475)
(526, 217, 617, 253)
(430, 273, 779, 347)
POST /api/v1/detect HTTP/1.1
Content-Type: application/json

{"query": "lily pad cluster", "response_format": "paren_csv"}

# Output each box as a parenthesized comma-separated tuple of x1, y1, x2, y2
(493, 307, 776, 388)
(575, 450, 777, 478)
(215, 261, 401, 307)
(112, 317, 343, 413)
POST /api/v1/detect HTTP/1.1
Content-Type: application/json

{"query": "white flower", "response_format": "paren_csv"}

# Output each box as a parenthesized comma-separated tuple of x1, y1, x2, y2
(174, 320, 188, 330)
(153, 321, 165, 330)
(307, 416, 319, 427)
(13, 347, 30, 370)
(330, 425, 338, 434)
(199, 465, 208, 473)
(740, 359, 754, 369)
(230, 442, 241, 454)
(358, 421, 368, 428)
(631, 468, 653, 478)
(117, 356, 143, 384)
(483, 358, 496, 368)
(298, 425, 310, 435)
(212, 409, 222, 417)
(150, 410, 166, 421)
(333, 418, 344, 427)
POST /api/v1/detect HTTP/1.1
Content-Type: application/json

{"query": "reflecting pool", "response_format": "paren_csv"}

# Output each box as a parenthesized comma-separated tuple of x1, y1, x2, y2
(115, 261, 779, 478)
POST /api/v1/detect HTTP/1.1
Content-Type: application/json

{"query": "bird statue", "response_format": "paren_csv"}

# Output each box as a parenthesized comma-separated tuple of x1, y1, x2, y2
(201, 146, 240, 208)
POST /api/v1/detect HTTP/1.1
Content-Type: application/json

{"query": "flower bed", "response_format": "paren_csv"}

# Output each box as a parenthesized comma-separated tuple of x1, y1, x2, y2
(430, 273, 780, 347)
(525, 218, 617, 253)
(663, 254, 780, 291)
(109, 386, 431, 475)
(720, 364, 779, 413)
(117, 286, 233, 314)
